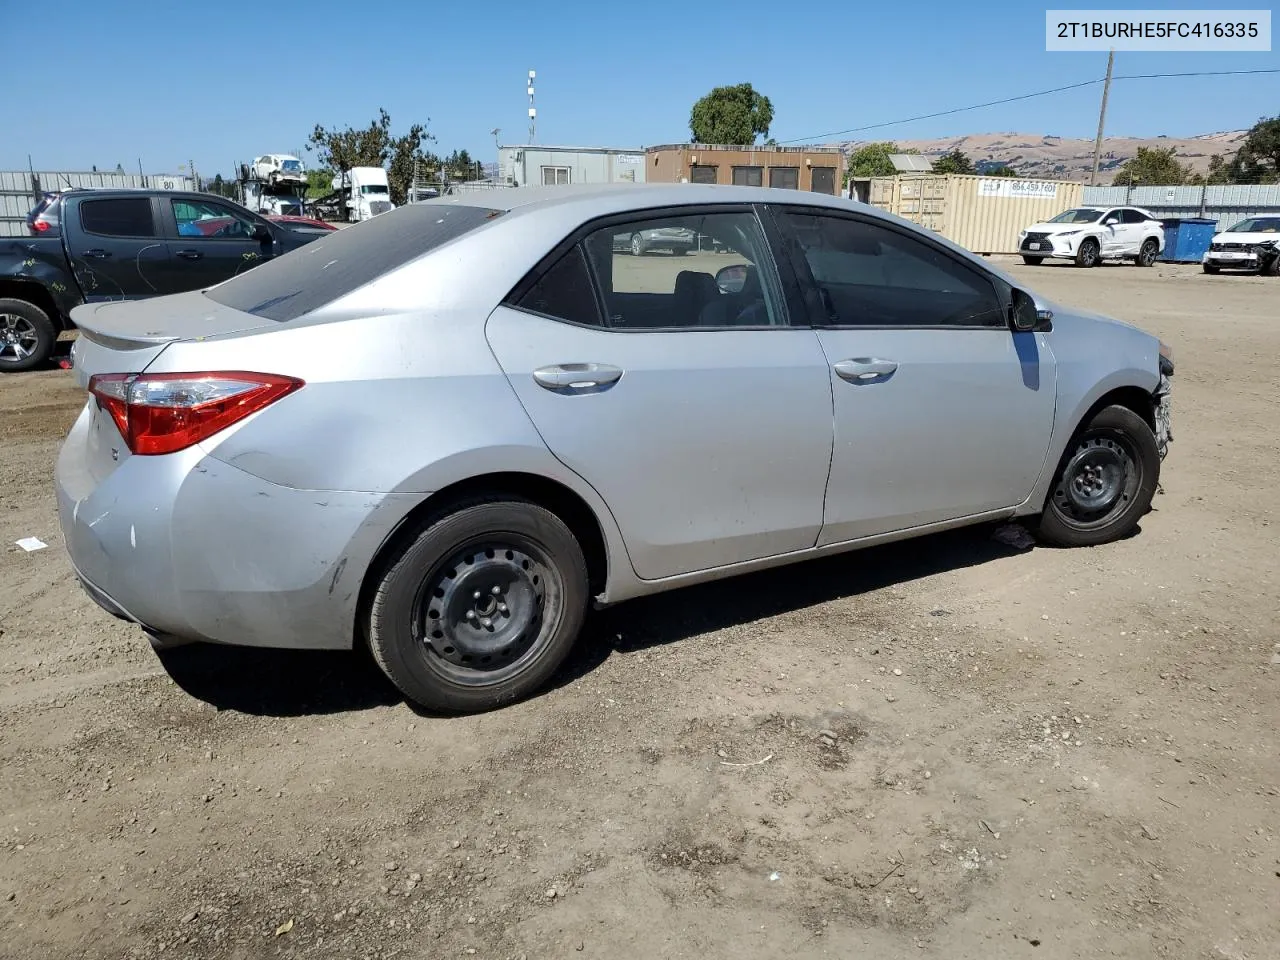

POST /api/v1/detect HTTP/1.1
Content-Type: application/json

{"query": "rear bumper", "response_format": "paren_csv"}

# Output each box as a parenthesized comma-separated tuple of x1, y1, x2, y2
(55, 411, 421, 650)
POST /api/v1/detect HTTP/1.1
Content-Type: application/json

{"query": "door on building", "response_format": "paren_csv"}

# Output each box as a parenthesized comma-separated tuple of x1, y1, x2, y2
(810, 167, 836, 194)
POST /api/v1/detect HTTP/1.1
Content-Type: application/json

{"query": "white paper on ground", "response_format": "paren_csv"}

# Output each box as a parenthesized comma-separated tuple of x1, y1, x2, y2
(15, 537, 48, 552)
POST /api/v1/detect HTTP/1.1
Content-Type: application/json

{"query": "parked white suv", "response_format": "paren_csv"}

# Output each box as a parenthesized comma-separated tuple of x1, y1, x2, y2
(1019, 206, 1164, 268)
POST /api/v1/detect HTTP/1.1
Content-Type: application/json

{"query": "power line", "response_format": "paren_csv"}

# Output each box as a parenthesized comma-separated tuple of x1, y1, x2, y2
(780, 68, 1280, 145)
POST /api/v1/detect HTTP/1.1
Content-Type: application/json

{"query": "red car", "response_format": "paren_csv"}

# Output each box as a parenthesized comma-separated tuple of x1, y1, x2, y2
(267, 215, 338, 233)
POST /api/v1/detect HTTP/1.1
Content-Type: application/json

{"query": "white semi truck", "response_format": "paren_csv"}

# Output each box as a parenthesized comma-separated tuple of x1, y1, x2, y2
(236, 154, 309, 217)
(313, 166, 396, 222)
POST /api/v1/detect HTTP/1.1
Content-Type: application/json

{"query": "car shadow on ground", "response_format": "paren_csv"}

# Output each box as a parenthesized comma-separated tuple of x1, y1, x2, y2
(156, 524, 1033, 719)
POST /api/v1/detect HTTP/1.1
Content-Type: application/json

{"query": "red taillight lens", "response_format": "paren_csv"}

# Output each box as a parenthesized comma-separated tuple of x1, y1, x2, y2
(88, 372, 304, 455)
(29, 219, 50, 233)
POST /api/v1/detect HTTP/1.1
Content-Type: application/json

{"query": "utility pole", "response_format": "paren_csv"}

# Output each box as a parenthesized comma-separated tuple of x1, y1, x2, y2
(1089, 49, 1114, 186)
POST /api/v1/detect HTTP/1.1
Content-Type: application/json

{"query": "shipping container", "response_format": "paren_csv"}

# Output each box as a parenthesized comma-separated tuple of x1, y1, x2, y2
(867, 174, 1084, 254)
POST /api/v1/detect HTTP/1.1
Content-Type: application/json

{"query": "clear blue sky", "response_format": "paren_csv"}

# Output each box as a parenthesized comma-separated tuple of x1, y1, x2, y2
(1, 0, 1275, 177)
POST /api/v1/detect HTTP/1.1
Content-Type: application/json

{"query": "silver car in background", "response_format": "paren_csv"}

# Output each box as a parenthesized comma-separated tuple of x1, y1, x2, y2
(56, 184, 1175, 713)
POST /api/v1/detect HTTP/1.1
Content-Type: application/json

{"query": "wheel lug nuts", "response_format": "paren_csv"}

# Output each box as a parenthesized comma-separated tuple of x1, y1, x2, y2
(498, 603, 508, 614)
(473, 590, 482, 600)
(480, 617, 492, 628)
(491, 585, 501, 595)
(466, 610, 477, 621)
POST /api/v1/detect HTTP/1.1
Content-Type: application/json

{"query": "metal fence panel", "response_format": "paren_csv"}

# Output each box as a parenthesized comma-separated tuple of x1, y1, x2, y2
(1083, 184, 1280, 226)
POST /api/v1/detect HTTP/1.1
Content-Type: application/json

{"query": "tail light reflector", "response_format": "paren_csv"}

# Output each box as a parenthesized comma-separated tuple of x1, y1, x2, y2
(88, 371, 304, 455)
(29, 219, 50, 233)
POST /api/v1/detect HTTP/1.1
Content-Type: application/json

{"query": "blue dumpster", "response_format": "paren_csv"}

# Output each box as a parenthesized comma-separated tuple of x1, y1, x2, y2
(1159, 218, 1218, 263)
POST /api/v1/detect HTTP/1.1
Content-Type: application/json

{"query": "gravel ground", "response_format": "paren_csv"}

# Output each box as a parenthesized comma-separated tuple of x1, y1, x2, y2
(1, 259, 1277, 960)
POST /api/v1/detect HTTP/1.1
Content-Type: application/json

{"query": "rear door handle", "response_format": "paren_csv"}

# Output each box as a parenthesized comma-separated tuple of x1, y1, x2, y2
(82, 249, 111, 259)
(175, 249, 203, 260)
(833, 358, 898, 382)
(532, 363, 623, 391)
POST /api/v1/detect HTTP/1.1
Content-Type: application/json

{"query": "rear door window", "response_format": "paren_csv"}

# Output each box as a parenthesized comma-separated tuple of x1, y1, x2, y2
(204, 203, 504, 321)
(80, 198, 158, 238)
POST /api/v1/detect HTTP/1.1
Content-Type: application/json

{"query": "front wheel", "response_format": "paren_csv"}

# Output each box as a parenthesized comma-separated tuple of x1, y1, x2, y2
(1202, 263, 1220, 275)
(367, 499, 589, 713)
(1262, 255, 1280, 277)
(1032, 405, 1160, 548)
(1022, 255, 1044, 266)
(1075, 238, 1100, 268)
(1135, 238, 1159, 267)
(630, 233, 646, 256)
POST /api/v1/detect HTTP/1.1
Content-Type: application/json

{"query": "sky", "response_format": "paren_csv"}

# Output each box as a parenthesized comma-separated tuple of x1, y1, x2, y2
(1, 0, 1276, 178)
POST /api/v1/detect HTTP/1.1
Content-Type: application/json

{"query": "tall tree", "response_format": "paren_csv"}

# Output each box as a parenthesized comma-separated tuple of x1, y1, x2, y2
(308, 109, 436, 205)
(1224, 116, 1280, 184)
(844, 141, 918, 180)
(1112, 146, 1191, 185)
(689, 83, 774, 145)
(932, 149, 974, 175)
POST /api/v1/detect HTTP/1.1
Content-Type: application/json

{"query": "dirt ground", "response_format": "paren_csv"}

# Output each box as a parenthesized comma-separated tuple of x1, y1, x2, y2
(1, 259, 1277, 960)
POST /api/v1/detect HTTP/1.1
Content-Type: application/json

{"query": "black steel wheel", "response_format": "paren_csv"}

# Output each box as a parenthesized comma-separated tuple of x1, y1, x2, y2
(367, 498, 588, 713)
(1136, 238, 1159, 267)
(1075, 238, 1100, 268)
(1033, 405, 1160, 547)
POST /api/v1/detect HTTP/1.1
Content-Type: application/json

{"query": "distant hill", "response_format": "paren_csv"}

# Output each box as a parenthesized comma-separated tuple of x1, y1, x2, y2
(839, 131, 1248, 182)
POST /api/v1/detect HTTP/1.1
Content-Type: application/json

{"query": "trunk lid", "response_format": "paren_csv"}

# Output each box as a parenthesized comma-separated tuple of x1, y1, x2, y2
(69, 291, 279, 386)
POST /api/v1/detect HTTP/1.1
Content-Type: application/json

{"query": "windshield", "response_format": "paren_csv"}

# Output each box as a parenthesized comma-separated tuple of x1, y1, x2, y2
(282, 160, 303, 172)
(1226, 217, 1280, 233)
(204, 204, 504, 322)
(1048, 208, 1102, 224)
(360, 184, 389, 195)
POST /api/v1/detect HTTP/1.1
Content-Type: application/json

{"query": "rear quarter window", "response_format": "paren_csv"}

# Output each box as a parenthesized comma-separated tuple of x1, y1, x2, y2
(204, 204, 505, 322)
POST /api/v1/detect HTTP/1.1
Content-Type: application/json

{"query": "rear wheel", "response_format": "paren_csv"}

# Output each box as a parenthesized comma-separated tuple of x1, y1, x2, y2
(630, 233, 647, 256)
(1135, 238, 1159, 267)
(1033, 405, 1160, 548)
(1075, 238, 1100, 268)
(0, 299, 56, 373)
(367, 498, 589, 713)
(1022, 255, 1044, 266)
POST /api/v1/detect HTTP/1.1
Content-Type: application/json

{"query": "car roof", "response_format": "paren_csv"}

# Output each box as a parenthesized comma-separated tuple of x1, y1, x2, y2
(426, 182, 859, 216)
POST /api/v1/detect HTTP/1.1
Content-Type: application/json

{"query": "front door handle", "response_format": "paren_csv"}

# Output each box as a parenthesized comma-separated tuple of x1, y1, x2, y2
(82, 249, 111, 259)
(532, 363, 623, 392)
(833, 358, 898, 382)
(174, 249, 203, 260)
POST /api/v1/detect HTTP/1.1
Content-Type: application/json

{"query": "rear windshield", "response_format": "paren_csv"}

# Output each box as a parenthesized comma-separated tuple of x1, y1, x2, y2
(204, 203, 504, 322)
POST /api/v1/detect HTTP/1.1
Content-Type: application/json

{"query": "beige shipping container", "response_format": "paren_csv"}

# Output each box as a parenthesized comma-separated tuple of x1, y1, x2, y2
(867, 174, 1084, 254)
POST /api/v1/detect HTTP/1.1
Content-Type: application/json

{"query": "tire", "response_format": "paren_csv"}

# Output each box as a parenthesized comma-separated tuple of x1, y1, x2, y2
(1202, 263, 1219, 275)
(367, 498, 589, 713)
(1032, 404, 1160, 548)
(1021, 255, 1044, 266)
(1262, 255, 1280, 277)
(1074, 238, 1100, 268)
(630, 233, 646, 256)
(1135, 238, 1159, 267)
(0, 298, 57, 373)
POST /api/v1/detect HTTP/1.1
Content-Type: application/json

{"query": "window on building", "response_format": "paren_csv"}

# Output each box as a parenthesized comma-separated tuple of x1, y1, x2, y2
(768, 167, 800, 190)
(810, 167, 836, 195)
(542, 166, 571, 185)
(690, 165, 718, 184)
(731, 166, 763, 187)
(780, 211, 1004, 328)
(80, 197, 157, 238)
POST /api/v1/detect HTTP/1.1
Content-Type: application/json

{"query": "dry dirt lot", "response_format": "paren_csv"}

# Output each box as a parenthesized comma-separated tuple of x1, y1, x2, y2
(1, 260, 1277, 960)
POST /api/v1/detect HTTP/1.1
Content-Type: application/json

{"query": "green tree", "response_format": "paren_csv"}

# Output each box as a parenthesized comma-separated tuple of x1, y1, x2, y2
(1224, 116, 1280, 184)
(1112, 146, 1192, 185)
(689, 83, 774, 145)
(980, 164, 1019, 177)
(932, 149, 974, 175)
(844, 142, 918, 182)
(304, 168, 335, 198)
(308, 108, 436, 205)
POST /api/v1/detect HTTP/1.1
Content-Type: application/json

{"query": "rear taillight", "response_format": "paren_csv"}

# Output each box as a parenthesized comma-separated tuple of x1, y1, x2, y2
(29, 219, 50, 233)
(88, 372, 303, 455)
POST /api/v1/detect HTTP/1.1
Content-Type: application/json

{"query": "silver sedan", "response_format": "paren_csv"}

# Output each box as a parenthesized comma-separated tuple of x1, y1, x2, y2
(56, 183, 1175, 713)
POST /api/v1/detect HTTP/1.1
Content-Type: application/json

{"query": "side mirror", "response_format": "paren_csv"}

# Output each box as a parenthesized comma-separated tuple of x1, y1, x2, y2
(1010, 288, 1051, 332)
(716, 264, 747, 294)
(252, 223, 273, 242)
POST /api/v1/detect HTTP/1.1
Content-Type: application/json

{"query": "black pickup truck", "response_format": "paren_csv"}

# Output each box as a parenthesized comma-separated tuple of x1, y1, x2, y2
(0, 189, 324, 371)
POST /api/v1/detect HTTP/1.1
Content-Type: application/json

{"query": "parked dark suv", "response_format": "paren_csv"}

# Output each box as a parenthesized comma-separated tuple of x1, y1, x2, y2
(1, 189, 324, 371)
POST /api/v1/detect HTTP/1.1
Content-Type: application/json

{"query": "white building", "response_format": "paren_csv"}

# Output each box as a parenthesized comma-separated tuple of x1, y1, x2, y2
(497, 145, 646, 187)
